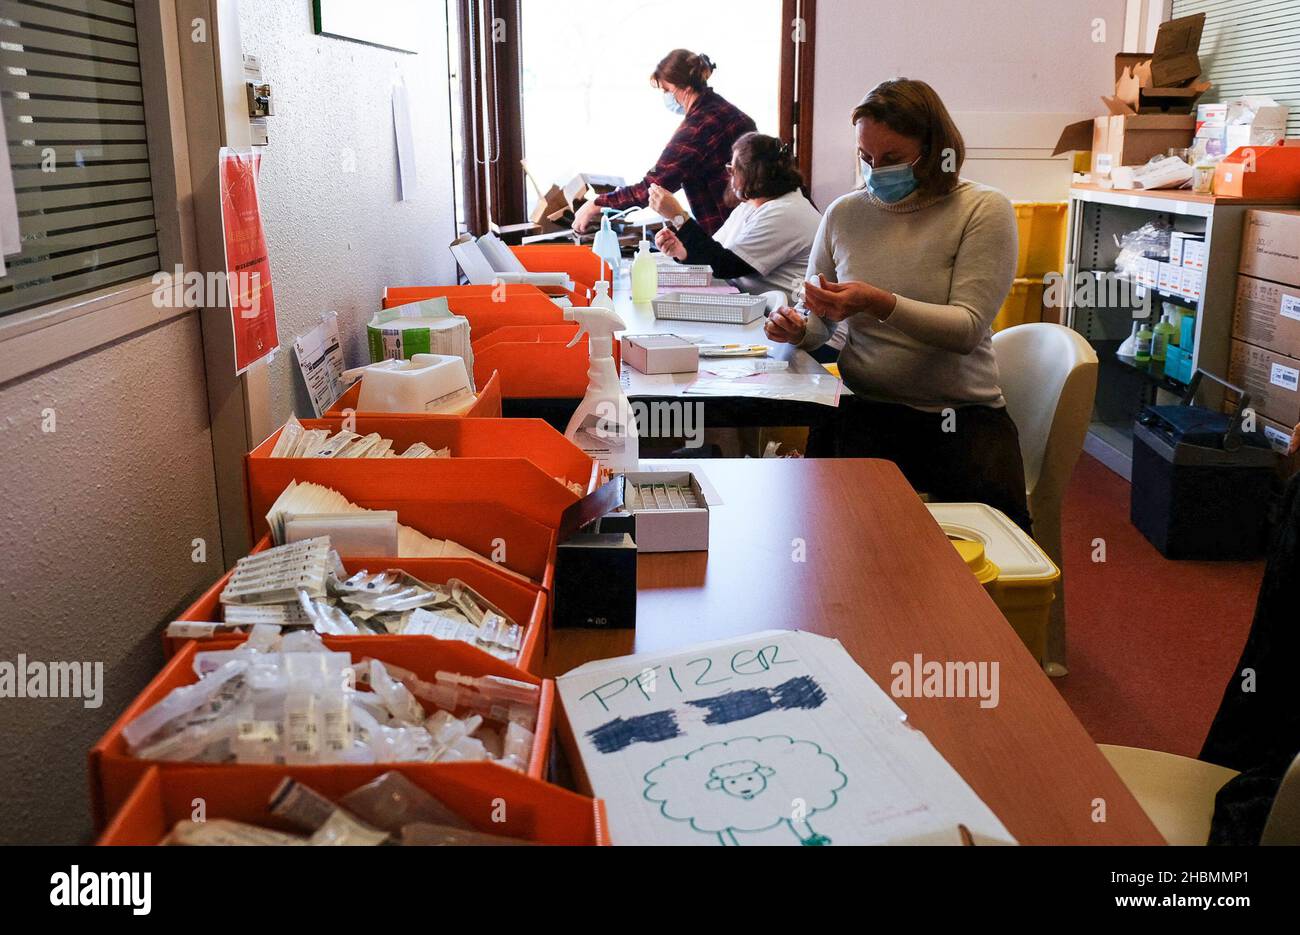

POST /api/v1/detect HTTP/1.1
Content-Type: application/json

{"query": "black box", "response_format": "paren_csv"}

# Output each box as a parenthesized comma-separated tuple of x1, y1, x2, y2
(553, 532, 637, 629)
(1130, 383, 1277, 558)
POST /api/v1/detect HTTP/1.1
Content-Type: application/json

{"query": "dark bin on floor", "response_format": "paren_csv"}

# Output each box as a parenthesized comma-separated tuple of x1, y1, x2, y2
(1131, 371, 1278, 560)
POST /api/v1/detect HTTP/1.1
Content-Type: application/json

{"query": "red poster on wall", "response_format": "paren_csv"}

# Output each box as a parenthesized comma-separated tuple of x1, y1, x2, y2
(219, 148, 279, 374)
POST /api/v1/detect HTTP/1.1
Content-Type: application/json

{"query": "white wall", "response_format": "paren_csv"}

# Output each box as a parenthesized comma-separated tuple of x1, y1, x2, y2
(0, 315, 222, 844)
(238, 0, 458, 427)
(810, 0, 1128, 207)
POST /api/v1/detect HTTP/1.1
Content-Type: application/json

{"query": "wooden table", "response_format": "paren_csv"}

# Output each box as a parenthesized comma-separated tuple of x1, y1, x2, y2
(545, 458, 1163, 845)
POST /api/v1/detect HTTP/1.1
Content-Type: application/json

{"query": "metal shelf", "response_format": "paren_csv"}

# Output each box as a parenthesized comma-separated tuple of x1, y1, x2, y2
(1065, 185, 1260, 478)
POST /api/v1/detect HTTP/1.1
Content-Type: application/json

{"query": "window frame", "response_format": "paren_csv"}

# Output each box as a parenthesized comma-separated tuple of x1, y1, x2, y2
(0, 0, 200, 385)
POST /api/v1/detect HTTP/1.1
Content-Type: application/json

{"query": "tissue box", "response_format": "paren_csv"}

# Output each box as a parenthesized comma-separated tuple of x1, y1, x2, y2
(620, 334, 699, 375)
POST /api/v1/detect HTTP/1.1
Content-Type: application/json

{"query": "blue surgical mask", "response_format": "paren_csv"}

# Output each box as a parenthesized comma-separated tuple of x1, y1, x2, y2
(663, 90, 686, 115)
(862, 157, 920, 203)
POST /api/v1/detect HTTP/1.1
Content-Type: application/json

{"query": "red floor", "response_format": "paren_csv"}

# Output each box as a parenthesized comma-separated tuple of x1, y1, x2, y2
(1055, 453, 1265, 757)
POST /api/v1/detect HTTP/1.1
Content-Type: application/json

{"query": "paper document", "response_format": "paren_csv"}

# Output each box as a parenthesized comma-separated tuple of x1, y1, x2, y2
(293, 314, 346, 416)
(392, 76, 417, 200)
(684, 369, 842, 407)
(0, 99, 19, 275)
(557, 630, 1016, 846)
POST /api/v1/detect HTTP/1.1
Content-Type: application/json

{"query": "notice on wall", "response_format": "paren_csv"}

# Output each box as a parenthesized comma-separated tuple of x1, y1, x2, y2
(392, 75, 417, 201)
(557, 630, 1015, 846)
(0, 99, 22, 275)
(292, 312, 346, 416)
(219, 148, 280, 374)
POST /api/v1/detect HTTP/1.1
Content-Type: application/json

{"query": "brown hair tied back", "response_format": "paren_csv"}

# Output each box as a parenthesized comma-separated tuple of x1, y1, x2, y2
(730, 132, 804, 201)
(851, 78, 965, 196)
(652, 49, 715, 92)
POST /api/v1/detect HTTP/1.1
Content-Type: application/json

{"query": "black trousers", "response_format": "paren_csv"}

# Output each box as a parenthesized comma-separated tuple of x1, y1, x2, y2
(1200, 471, 1300, 845)
(827, 396, 1033, 534)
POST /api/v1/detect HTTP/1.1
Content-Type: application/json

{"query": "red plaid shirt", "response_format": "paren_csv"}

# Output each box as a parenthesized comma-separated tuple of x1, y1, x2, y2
(595, 89, 756, 235)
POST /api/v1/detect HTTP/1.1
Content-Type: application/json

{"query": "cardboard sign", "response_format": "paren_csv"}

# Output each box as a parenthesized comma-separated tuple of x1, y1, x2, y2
(219, 148, 279, 374)
(557, 630, 1015, 846)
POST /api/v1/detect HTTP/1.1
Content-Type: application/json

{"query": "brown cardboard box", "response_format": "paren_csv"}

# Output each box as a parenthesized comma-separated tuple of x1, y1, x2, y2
(1233, 275, 1300, 359)
(1089, 114, 1195, 177)
(1229, 339, 1300, 426)
(1239, 209, 1300, 288)
(1052, 14, 1206, 159)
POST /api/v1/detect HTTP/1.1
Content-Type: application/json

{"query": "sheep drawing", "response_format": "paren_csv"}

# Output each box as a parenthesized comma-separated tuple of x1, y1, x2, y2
(643, 735, 847, 846)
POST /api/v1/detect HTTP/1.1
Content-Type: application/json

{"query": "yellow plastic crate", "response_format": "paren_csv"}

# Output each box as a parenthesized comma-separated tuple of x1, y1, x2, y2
(992, 277, 1046, 333)
(1013, 201, 1068, 278)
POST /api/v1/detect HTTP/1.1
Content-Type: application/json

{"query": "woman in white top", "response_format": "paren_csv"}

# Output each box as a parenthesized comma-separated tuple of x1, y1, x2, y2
(647, 132, 821, 303)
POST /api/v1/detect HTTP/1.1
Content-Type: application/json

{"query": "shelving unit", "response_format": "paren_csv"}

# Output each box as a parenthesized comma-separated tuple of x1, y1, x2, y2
(1062, 183, 1290, 479)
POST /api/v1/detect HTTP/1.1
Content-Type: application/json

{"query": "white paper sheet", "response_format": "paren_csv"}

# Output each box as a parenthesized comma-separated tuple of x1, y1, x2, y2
(292, 313, 346, 417)
(392, 76, 417, 200)
(0, 98, 23, 274)
(557, 630, 1016, 846)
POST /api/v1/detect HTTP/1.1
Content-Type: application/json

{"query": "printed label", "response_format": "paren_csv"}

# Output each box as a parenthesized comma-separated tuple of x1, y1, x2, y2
(1270, 362, 1299, 392)
(1262, 425, 1289, 450)
(1282, 294, 1300, 323)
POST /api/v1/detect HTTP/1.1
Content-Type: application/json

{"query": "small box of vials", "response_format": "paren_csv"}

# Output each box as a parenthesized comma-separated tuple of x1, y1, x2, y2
(620, 471, 710, 553)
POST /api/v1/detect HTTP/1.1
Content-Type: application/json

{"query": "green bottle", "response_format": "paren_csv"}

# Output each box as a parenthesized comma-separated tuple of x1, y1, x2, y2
(1135, 320, 1153, 364)
(1152, 313, 1175, 362)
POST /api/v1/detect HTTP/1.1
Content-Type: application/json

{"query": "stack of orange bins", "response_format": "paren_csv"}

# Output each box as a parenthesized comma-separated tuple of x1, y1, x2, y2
(382, 283, 612, 399)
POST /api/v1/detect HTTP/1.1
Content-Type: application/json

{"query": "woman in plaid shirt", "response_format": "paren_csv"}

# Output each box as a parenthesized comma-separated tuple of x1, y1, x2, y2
(573, 49, 756, 236)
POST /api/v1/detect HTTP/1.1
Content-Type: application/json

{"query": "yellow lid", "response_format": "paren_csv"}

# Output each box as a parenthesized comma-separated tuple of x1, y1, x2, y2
(951, 538, 999, 586)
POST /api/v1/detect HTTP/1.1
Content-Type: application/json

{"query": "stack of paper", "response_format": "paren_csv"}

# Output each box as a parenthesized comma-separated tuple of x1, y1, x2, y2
(270, 417, 449, 459)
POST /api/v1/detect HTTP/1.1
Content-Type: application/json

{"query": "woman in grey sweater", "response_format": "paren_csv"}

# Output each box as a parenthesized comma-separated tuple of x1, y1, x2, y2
(765, 78, 1030, 531)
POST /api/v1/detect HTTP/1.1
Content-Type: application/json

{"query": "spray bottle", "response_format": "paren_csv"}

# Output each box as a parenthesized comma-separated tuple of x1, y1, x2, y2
(630, 226, 658, 302)
(563, 305, 639, 471)
(591, 211, 621, 283)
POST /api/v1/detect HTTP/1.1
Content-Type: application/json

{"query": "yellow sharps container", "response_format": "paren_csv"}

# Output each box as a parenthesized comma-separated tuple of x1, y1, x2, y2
(927, 503, 1060, 663)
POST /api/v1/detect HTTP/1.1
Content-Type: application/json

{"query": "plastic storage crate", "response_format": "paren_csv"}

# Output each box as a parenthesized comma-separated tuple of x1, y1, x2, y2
(655, 264, 713, 287)
(652, 292, 766, 325)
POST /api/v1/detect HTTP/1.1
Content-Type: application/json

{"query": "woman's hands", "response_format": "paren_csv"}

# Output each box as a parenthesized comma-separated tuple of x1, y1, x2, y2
(764, 306, 807, 345)
(802, 275, 896, 322)
(573, 199, 603, 233)
(647, 183, 684, 222)
(655, 226, 687, 260)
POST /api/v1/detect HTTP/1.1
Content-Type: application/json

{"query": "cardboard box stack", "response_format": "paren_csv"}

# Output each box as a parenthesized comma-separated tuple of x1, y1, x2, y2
(1053, 14, 1208, 180)
(1229, 209, 1300, 469)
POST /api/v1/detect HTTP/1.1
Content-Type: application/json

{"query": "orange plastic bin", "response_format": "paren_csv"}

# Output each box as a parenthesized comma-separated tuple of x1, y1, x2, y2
(167, 554, 549, 674)
(89, 637, 556, 830)
(98, 763, 609, 845)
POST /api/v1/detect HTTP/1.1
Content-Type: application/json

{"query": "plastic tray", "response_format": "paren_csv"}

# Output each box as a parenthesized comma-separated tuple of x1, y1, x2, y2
(656, 264, 713, 287)
(652, 291, 767, 324)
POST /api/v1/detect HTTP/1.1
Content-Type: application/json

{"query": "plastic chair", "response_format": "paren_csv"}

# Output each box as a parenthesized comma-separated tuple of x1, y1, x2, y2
(1099, 744, 1239, 845)
(1100, 745, 1300, 845)
(992, 323, 1098, 677)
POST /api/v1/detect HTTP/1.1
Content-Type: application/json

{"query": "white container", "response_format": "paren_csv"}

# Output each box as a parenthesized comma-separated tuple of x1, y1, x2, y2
(652, 292, 767, 325)
(655, 263, 713, 288)
(345, 354, 475, 414)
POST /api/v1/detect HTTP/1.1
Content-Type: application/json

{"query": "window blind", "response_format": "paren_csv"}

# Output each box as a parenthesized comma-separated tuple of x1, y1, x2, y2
(1171, 0, 1300, 138)
(0, 0, 160, 317)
